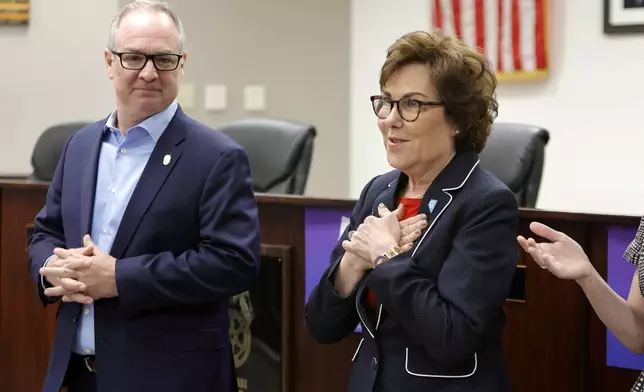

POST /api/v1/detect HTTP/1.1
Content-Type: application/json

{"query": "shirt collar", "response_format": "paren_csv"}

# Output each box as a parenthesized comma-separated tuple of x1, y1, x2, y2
(104, 100, 179, 142)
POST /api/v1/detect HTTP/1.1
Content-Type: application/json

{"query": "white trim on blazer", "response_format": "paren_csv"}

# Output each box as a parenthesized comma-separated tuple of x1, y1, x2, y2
(353, 159, 480, 366)
(405, 348, 477, 378)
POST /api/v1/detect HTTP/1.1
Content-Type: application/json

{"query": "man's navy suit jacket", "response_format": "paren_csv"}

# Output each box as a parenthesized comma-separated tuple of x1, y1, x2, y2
(27, 108, 260, 392)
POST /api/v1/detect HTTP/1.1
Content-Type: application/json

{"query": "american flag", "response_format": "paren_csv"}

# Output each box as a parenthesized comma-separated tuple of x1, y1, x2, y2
(430, 0, 548, 79)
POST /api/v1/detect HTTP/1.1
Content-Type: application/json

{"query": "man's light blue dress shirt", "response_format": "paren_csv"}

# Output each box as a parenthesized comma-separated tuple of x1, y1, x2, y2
(70, 101, 178, 354)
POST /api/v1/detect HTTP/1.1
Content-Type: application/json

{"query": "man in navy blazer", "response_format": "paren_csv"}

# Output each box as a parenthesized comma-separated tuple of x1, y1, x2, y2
(27, 2, 260, 391)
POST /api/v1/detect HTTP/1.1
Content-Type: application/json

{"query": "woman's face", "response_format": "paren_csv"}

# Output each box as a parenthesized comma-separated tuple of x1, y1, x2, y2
(376, 63, 455, 177)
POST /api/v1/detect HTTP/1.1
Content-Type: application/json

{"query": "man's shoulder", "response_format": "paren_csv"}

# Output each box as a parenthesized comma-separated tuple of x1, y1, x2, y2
(64, 119, 107, 146)
(179, 113, 244, 156)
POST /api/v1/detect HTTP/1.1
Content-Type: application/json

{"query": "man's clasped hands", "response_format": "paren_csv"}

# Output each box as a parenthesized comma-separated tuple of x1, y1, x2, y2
(40, 204, 429, 303)
(39, 235, 119, 304)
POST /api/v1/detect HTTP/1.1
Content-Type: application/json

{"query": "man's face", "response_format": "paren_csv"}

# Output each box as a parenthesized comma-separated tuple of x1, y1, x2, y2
(105, 9, 187, 119)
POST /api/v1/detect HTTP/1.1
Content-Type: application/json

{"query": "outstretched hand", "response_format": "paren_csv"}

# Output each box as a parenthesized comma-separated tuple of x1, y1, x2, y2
(517, 222, 594, 281)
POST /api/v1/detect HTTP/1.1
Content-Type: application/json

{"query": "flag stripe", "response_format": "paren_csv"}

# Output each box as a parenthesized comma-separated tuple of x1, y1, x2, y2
(453, 0, 462, 38)
(484, 0, 499, 72)
(474, 0, 485, 52)
(497, 0, 504, 72)
(433, 0, 443, 31)
(461, 0, 477, 48)
(440, 0, 456, 38)
(501, 0, 514, 72)
(534, 0, 547, 69)
(519, 0, 536, 72)
(511, 0, 522, 71)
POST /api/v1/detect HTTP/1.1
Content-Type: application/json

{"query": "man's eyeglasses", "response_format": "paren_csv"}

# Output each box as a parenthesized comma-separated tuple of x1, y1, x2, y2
(111, 51, 183, 71)
(370, 95, 444, 122)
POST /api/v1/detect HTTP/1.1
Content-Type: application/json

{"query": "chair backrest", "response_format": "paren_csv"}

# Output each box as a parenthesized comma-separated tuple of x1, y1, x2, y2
(30, 122, 90, 182)
(218, 118, 317, 195)
(478, 123, 550, 208)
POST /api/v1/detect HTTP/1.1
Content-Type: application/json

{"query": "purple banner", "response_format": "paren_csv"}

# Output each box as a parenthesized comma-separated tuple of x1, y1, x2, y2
(607, 225, 644, 370)
(304, 207, 352, 304)
(304, 207, 361, 332)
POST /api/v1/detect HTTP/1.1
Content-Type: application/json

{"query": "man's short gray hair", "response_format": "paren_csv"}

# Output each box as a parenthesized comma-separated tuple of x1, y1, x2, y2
(108, 0, 186, 52)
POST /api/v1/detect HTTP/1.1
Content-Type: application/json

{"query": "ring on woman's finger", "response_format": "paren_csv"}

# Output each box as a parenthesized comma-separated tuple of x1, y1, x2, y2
(540, 264, 547, 269)
(348, 230, 356, 240)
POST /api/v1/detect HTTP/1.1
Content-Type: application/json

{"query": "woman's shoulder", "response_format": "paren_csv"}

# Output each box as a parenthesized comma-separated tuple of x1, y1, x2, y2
(357, 170, 399, 197)
(452, 166, 519, 222)
(465, 164, 516, 201)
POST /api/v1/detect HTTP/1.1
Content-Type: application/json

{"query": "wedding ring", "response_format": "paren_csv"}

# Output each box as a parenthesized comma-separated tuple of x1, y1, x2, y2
(348, 230, 356, 240)
(540, 265, 547, 269)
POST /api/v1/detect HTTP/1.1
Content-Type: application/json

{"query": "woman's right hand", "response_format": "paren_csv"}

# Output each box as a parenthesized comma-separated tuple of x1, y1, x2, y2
(517, 221, 594, 281)
(335, 213, 427, 296)
(345, 211, 428, 269)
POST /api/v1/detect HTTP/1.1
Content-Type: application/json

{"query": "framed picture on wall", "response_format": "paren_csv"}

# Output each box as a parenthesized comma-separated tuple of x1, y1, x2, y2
(429, 0, 549, 82)
(604, 0, 644, 34)
(0, 0, 29, 24)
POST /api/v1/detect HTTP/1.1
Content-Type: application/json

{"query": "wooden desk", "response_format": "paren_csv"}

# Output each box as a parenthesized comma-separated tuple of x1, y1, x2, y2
(0, 180, 640, 392)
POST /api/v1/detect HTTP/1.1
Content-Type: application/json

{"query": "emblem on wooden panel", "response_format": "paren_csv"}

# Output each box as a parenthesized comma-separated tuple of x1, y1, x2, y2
(230, 244, 293, 392)
(229, 291, 254, 369)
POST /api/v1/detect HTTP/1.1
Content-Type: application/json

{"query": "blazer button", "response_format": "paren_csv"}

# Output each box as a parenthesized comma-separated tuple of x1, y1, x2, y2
(371, 357, 378, 370)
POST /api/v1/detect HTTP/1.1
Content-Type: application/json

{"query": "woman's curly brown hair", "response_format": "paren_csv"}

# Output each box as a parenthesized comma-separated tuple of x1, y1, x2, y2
(379, 29, 498, 153)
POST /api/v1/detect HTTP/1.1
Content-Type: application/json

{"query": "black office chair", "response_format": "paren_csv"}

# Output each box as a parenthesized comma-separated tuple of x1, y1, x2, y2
(478, 123, 550, 208)
(220, 118, 317, 361)
(218, 118, 317, 195)
(30, 122, 90, 182)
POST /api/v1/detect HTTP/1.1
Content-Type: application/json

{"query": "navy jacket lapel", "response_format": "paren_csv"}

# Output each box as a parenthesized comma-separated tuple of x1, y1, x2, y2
(420, 150, 479, 212)
(411, 150, 480, 255)
(371, 178, 398, 215)
(416, 178, 451, 233)
(109, 110, 187, 259)
(80, 122, 108, 239)
(369, 148, 476, 222)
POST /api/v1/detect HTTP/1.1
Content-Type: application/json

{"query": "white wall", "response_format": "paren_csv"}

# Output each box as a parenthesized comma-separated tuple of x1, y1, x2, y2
(157, 0, 351, 198)
(0, 0, 118, 174)
(0, 0, 350, 198)
(349, 0, 430, 197)
(350, 0, 644, 216)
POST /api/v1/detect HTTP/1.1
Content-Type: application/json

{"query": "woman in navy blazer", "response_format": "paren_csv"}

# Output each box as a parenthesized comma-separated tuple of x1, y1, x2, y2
(305, 30, 519, 392)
